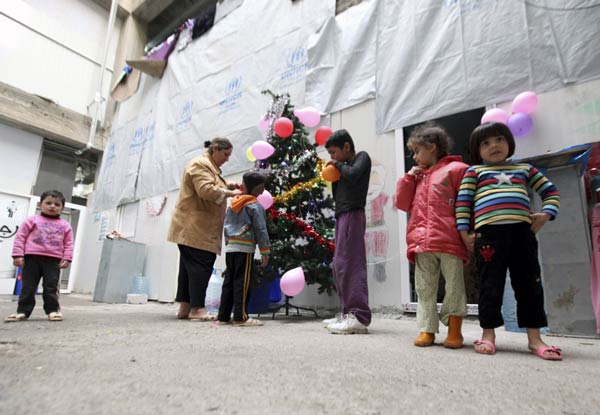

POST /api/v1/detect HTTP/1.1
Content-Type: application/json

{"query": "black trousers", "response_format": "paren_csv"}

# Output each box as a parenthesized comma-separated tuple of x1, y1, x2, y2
(175, 245, 216, 307)
(475, 223, 548, 329)
(17, 255, 61, 317)
(218, 252, 254, 322)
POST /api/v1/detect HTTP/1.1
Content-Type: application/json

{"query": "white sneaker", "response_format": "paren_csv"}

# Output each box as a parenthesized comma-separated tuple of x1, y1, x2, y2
(322, 313, 342, 327)
(327, 313, 368, 335)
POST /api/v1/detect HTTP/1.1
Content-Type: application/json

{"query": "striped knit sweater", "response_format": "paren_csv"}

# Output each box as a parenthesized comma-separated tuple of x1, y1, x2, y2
(455, 163, 560, 231)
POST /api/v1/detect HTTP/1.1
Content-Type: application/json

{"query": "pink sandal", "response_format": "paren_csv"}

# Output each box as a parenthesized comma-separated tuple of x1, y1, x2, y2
(474, 339, 496, 355)
(530, 345, 562, 361)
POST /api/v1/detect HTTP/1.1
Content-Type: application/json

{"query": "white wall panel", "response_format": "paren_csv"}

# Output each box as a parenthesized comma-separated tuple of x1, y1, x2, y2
(497, 78, 600, 159)
(0, 123, 42, 195)
(0, 0, 121, 115)
(331, 99, 405, 309)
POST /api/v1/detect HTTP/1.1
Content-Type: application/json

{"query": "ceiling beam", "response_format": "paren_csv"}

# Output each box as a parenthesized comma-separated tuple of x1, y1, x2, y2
(132, 0, 177, 23)
(0, 81, 107, 151)
(88, 0, 132, 18)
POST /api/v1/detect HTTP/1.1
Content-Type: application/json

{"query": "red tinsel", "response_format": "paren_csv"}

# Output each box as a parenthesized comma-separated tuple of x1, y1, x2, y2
(268, 208, 335, 253)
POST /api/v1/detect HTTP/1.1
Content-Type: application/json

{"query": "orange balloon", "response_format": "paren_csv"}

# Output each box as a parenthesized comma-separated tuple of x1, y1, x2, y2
(322, 164, 341, 182)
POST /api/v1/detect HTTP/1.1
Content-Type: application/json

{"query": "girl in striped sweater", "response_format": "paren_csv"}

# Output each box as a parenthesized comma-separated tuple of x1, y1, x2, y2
(456, 122, 563, 360)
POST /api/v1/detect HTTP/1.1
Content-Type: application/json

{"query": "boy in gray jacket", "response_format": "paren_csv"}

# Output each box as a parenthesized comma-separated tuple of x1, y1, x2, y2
(218, 172, 270, 326)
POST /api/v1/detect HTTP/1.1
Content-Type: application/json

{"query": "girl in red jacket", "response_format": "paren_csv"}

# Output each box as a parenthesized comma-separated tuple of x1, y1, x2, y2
(395, 123, 469, 348)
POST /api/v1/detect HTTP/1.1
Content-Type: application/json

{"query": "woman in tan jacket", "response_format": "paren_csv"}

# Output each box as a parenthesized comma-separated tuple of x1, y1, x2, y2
(167, 137, 241, 320)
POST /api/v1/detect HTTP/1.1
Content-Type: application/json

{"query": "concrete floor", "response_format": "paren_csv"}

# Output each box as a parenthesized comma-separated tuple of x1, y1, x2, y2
(1, 294, 599, 415)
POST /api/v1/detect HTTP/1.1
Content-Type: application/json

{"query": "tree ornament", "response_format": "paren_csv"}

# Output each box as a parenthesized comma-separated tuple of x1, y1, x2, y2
(273, 117, 294, 138)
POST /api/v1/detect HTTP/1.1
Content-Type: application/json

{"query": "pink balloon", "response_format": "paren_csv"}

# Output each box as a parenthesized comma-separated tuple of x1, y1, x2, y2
(512, 91, 538, 115)
(294, 107, 321, 128)
(259, 115, 272, 132)
(257, 190, 273, 209)
(280, 267, 305, 297)
(481, 108, 509, 125)
(507, 112, 533, 137)
(273, 117, 294, 138)
(251, 140, 274, 160)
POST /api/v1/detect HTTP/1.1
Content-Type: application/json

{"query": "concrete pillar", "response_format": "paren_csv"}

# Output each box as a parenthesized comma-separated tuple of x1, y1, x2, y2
(104, 10, 147, 131)
(336, 0, 364, 15)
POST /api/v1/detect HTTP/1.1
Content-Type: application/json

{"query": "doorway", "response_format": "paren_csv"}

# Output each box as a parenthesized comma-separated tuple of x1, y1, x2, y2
(401, 107, 484, 313)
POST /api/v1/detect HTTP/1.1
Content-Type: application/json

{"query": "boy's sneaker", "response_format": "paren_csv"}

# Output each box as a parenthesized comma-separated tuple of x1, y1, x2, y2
(322, 313, 342, 327)
(48, 311, 63, 321)
(327, 313, 368, 335)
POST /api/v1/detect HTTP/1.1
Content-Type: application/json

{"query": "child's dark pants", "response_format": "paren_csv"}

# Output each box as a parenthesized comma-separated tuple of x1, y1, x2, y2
(332, 209, 371, 326)
(17, 255, 61, 317)
(475, 223, 548, 329)
(219, 252, 254, 322)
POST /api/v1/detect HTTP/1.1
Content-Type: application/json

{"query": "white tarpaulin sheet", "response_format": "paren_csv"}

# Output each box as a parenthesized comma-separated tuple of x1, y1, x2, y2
(95, 0, 600, 210)
(305, 0, 378, 114)
(94, 0, 335, 210)
(376, 0, 600, 133)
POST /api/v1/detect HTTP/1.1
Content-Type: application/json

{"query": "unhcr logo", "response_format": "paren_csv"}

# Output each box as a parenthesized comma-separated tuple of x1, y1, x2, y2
(219, 76, 243, 112)
(129, 126, 145, 156)
(181, 100, 193, 118)
(287, 48, 305, 68)
(133, 127, 144, 143)
(144, 121, 155, 143)
(280, 47, 308, 82)
(106, 143, 116, 162)
(100, 142, 116, 177)
(176, 99, 194, 133)
(226, 77, 241, 94)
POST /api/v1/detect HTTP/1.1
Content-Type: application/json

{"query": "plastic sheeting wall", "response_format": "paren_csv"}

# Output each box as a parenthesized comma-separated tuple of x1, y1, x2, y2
(375, 0, 600, 133)
(94, 0, 335, 210)
(95, 0, 600, 210)
(305, 0, 377, 114)
(307, 0, 600, 134)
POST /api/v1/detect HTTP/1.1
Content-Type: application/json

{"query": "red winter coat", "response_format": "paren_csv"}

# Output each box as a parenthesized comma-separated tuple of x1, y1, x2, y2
(394, 156, 469, 264)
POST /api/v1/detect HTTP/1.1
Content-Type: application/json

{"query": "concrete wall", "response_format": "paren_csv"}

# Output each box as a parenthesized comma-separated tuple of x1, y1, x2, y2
(0, 0, 121, 120)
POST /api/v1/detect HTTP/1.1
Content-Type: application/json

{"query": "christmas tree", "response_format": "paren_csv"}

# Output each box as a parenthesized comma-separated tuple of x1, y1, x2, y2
(256, 91, 336, 295)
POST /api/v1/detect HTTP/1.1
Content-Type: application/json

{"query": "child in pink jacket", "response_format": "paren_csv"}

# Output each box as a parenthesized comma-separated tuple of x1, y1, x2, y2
(394, 123, 469, 348)
(6, 190, 73, 322)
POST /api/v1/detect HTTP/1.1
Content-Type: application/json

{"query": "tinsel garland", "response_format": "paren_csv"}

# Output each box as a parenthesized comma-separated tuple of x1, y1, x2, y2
(262, 92, 290, 140)
(267, 208, 335, 253)
(254, 149, 316, 176)
(272, 159, 325, 204)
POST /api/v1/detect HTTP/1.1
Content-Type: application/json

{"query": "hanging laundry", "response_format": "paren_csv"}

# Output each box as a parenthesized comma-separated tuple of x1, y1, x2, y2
(127, 32, 180, 78)
(146, 32, 179, 61)
(176, 19, 195, 51)
(192, 3, 216, 39)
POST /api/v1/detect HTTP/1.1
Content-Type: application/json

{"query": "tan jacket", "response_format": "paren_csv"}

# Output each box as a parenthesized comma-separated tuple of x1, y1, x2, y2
(167, 152, 228, 254)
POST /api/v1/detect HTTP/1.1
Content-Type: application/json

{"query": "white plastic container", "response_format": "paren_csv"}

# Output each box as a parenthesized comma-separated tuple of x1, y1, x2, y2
(205, 269, 224, 312)
(126, 293, 148, 304)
